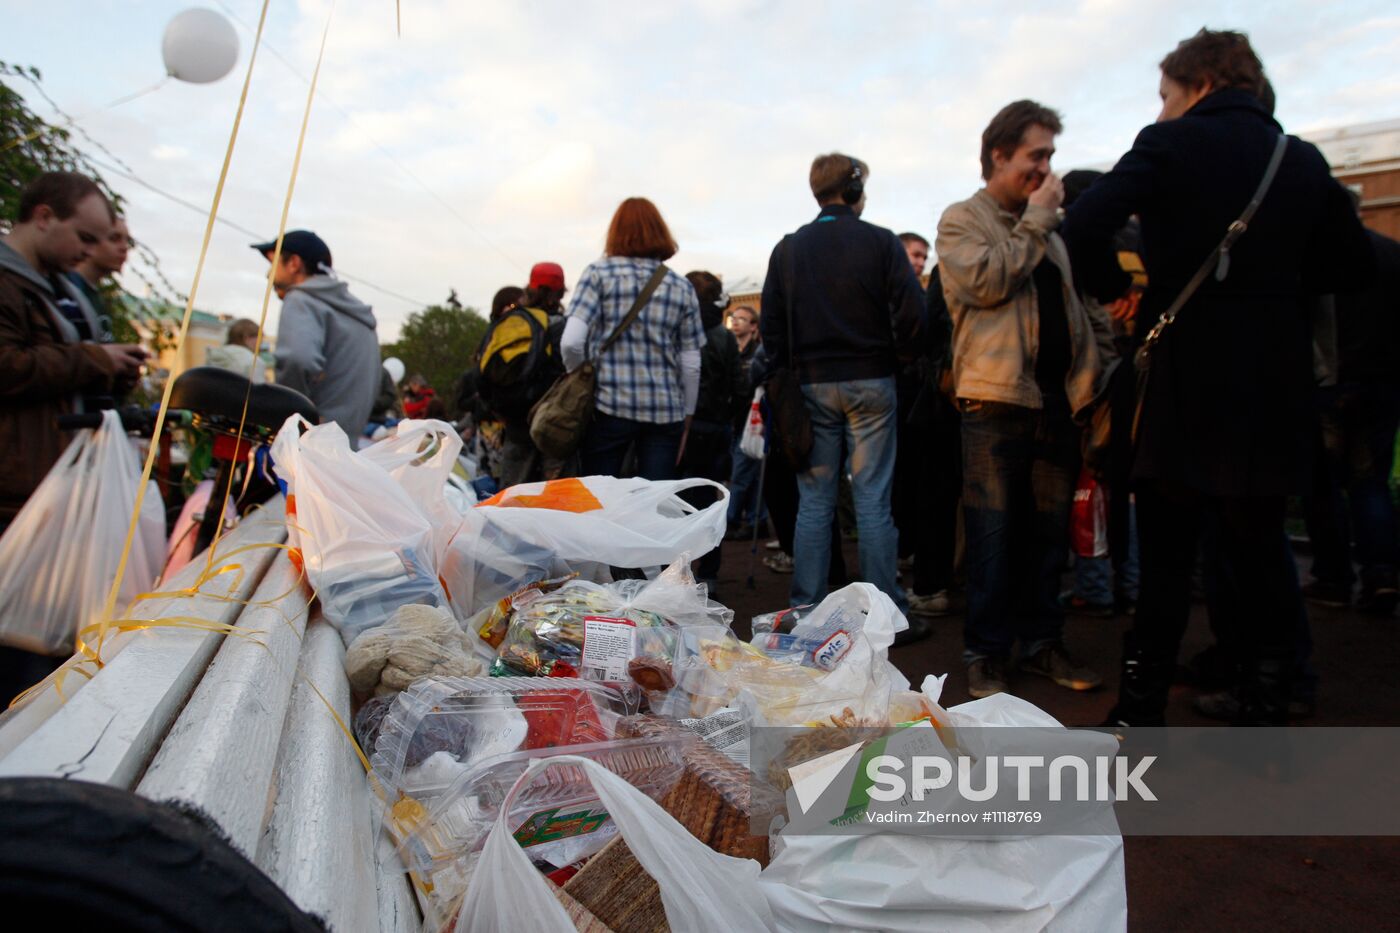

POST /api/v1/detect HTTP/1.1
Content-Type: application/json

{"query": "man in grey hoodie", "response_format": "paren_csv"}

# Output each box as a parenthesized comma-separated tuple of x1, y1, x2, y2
(252, 230, 381, 440)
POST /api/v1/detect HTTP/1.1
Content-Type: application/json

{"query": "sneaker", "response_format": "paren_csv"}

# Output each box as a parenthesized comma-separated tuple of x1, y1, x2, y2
(1301, 579, 1350, 608)
(763, 552, 795, 574)
(1019, 644, 1102, 691)
(907, 590, 951, 618)
(966, 656, 1009, 699)
(1061, 593, 1114, 618)
(765, 538, 782, 551)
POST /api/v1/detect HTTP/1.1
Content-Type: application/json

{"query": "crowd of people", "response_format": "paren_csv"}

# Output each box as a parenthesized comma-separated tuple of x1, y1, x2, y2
(2, 28, 1395, 728)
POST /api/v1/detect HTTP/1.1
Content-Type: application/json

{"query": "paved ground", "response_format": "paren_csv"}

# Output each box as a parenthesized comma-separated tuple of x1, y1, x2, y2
(706, 536, 1400, 932)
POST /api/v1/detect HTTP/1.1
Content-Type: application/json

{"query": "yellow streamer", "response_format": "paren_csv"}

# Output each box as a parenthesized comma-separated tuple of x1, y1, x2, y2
(204, 0, 337, 574)
(94, 0, 272, 659)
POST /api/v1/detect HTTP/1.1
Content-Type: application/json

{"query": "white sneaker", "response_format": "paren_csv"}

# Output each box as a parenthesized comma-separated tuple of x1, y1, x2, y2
(764, 552, 795, 574)
(907, 589, 951, 618)
(765, 539, 782, 551)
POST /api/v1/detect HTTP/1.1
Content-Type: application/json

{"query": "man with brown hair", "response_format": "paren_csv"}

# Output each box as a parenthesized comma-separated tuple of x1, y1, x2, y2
(936, 102, 1114, 699)
(0, 171, 146, 527)
(760, 152, 923, 612)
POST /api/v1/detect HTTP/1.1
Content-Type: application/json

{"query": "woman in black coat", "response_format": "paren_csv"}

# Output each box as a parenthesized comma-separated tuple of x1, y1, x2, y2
(1064, 29, 1373, 726)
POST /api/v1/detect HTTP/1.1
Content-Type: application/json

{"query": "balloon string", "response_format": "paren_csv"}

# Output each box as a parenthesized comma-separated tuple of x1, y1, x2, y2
(0, 76, 171, 154)
(94, 0, 271, 658)
(203, 0, 336, 571)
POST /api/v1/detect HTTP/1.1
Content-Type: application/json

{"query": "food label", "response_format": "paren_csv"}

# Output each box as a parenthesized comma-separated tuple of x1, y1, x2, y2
(580, 616, 637, 682)
(513, 804, 611, 848)
(811, 629, 853, 670)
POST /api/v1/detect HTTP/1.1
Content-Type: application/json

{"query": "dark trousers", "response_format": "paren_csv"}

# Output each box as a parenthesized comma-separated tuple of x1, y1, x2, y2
(960, 398, 1079, 661)
(1303, 385, 1400, 590)
(1130, 481, 1298, 719)
(763, 451, 848, 589)
(678, 420, 732, 582)
(579, 412, 684, 481)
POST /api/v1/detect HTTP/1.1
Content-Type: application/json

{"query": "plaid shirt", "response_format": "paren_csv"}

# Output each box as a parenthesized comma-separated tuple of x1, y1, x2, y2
(567, 257, 704, 424)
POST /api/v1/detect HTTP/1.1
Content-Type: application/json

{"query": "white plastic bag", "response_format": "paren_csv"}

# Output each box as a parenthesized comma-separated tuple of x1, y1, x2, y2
(758, 678, 1127, 932)
(0, 410, 164, 655)
(470, 475, 728, 568)
(271, 415, 447, 637)
(740, 387, 766, 460)
(457, 754, 775, 933)
(734, 583, 911, 727)
(359, 418, 466, 560)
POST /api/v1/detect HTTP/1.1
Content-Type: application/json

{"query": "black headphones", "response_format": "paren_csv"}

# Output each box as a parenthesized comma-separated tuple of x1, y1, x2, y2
(841, 158, 865, 205)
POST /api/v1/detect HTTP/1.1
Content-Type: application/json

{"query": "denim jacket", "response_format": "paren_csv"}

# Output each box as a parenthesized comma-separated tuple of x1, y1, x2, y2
(936, 189, 1113, 418)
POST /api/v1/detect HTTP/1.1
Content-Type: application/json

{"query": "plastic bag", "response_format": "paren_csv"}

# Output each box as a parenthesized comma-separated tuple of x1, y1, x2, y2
(440, 511, 610, 619)
(359, 418, 466, 560)
(406, 735, 688, 929)
(271, 415, 447, 637)
(758, 676, 1127, 932)
(488, 558, 731, 686)
(739, 387, 766, 460)
(465, 475, 728, 570)
(458, 754, 776, 933)
(0, 410, 164, 655)
(344, 603, 487, 698)
(369, 676, 640, 806)
(1071, 468, 1109, 559)
(646, 586, 908, 725)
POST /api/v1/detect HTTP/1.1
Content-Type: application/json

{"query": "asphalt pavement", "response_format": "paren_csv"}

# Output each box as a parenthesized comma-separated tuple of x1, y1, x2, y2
(707, 536, 1400, 932)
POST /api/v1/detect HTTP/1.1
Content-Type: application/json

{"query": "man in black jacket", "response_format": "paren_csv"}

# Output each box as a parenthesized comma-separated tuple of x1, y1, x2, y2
(760, 153, 924, 610)
(1065, 28, 1374, 726)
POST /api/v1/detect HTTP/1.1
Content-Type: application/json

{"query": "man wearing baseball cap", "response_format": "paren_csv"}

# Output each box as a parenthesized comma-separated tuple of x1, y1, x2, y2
(252, 230, 381, 439)
(478, 261, 570, 485)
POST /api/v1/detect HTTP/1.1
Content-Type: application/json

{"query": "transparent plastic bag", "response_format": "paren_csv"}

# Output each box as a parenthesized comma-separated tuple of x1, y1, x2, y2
(0, 410, 164, 655)
(653, 584, 910, 727)
(458, 754, 775, 933)
(344, 603, 487, 698)
(369, 676, 641, 806)
(488, 558, 730, 686)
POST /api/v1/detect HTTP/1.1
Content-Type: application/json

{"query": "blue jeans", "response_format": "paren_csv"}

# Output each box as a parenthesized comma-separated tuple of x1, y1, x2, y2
(1074, 494, 1139, 604)
(579, 412, 684, 481)
(791, 378, 904, 612)
(960, 398, 1079, 661)
(727, 434, 769, 526)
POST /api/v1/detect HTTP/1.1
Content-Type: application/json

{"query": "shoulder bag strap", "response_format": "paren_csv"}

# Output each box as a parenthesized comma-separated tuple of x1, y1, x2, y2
(1139, 133, 1289, 354)
(781, 234, 798, 369)
(596, 263, 669, 359)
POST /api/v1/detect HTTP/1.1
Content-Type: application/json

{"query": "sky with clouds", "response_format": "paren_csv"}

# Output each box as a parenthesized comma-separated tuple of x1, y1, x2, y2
(4, 0, 1398, 342)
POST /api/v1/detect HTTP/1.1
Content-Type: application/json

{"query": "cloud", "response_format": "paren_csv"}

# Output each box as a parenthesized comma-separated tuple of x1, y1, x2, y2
(10, 0, 1397, 342)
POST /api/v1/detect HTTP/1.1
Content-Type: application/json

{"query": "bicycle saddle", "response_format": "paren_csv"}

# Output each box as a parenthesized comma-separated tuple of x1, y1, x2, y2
(169, 366, 320, 433)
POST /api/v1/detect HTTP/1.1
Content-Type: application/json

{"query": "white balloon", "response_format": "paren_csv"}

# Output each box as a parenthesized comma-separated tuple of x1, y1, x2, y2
(383, 357, 406, 384)
(162, 8, 239, 84)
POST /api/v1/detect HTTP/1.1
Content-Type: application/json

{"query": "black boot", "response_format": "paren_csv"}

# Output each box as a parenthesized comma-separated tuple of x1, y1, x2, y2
(1103, 634, 1173, 731)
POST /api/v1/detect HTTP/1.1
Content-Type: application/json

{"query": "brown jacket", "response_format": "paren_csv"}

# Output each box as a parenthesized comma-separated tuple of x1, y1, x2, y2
(936, 190, 1114, 417)
(0, 245, 118, 522)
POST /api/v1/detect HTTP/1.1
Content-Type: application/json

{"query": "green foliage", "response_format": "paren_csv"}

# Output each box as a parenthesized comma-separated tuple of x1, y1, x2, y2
(381, 303, 488, 418)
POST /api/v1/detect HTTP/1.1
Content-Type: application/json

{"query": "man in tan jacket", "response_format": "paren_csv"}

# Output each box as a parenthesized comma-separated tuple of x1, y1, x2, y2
(936, 100, 1113, 700)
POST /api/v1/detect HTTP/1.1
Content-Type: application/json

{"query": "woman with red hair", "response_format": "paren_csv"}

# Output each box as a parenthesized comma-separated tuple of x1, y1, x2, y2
(560, 197, 704, 480)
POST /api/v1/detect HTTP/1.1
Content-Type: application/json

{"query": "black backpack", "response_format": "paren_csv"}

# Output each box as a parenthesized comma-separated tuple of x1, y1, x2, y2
(476, 307, 562, 421)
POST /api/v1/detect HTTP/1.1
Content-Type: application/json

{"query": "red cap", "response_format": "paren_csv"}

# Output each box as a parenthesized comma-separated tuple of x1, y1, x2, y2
(528, 261, 566, 291)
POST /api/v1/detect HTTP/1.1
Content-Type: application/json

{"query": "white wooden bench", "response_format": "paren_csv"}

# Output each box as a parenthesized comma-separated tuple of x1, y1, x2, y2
(0, 498, 417, 933)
